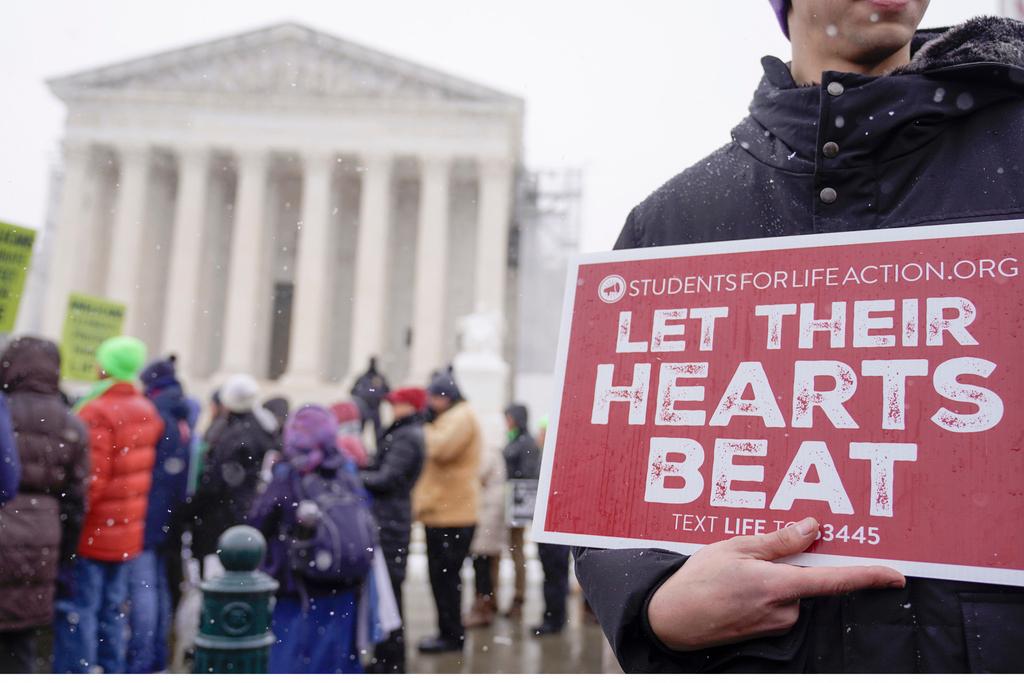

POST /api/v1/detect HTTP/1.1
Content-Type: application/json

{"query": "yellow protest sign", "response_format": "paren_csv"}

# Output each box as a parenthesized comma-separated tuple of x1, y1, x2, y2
(0, 222, 36, 333)
(60, 293, 125, 382)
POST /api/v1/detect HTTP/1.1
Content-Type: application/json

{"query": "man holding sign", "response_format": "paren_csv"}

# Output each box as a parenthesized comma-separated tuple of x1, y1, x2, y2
(552, 0, 1024, 673)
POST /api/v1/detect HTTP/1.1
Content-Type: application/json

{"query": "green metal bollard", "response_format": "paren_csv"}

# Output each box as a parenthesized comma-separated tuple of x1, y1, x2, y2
(193, 525, 279, 673)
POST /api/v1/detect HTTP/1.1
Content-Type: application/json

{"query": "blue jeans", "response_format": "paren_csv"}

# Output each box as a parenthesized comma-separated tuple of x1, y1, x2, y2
(52, 558, 130, 673)
(126, 550, 172, 673)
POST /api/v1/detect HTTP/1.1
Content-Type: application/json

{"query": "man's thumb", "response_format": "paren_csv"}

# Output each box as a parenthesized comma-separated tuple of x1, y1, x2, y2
(733, 517, 819, 560)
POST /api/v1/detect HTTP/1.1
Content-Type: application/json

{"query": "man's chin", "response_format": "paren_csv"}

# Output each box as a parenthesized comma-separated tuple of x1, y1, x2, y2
(843, 23, 917, 58)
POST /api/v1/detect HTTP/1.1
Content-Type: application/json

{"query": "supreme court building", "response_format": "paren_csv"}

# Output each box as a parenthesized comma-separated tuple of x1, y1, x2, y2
(37, 23, 525, 400)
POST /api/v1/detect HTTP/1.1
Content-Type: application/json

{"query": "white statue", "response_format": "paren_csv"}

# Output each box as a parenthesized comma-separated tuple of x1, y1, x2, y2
(457, 310, 503, 357)
(454, 310, 509, 450)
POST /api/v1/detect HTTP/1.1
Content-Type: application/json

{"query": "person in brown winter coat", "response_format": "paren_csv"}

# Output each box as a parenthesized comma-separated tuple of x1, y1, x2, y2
(0, 337, 89, 673)
(413, 368, 482, 654)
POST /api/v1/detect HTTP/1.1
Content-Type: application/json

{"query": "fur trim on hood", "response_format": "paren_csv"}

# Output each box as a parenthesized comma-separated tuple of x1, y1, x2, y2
(898, 16, 1024, 74)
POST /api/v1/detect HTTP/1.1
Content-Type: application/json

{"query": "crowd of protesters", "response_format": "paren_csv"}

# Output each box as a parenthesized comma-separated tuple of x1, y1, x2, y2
(0, 333, 564, 674)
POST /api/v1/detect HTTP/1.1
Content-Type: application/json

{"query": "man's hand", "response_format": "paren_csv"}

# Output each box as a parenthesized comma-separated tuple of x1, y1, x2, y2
(647, 517, 905, 652)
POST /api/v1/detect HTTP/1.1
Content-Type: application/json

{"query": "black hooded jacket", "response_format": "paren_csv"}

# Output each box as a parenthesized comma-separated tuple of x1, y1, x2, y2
(351, 359, 390, 413)
(504, 404, 541, 480)
(185, 411, 277, 561)
(142, 383, 192, 551)
(576, 17, 1024, 674)
(361, 413, 425, 554)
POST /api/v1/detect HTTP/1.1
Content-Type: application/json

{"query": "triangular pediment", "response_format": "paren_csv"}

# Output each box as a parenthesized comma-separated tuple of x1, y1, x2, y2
(49, 23, 520, 105)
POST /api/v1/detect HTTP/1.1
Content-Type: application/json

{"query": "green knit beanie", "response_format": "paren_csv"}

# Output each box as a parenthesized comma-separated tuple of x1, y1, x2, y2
(96, 336, 147, 381)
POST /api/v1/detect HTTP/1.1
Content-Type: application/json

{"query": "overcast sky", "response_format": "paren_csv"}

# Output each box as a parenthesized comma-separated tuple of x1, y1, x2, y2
(0, 0, 1001, 252)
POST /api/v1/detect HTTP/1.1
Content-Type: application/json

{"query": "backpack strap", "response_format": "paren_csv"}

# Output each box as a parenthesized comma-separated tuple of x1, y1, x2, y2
(287, 469, 316, 614)
(288, 468, 306, 505)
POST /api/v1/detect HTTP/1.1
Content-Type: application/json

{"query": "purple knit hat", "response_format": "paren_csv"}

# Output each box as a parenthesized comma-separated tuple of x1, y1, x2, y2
(284, 404, 339, 474)
(769, 0, 791, 39)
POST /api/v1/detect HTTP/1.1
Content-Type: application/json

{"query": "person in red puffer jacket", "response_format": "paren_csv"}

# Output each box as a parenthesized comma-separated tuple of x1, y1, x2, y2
(52, 336, 163, 674)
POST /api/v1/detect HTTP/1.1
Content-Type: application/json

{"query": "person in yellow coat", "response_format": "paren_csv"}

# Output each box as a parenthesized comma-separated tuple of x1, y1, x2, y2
(413, 367, 481, 654)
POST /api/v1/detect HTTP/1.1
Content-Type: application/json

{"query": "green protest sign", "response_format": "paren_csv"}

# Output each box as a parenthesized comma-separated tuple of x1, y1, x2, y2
(0, 222, 36, 333)
(60, 292, 125, 382)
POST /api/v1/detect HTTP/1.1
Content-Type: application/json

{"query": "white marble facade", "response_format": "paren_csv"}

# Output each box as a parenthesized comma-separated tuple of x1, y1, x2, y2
(39, 23, 524, 400)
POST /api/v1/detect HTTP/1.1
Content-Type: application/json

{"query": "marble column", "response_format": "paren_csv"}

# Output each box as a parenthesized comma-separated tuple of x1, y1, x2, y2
(219, 149, 269, 375)
(474, 158, 514, 317)
(408, 155, 451, 382)
(43, 140, 93, 339)
(460, 157, 515, 448)
(347, 154, 393, 379)
(283, 150, 335, 384)
(105, 145, 151, 334)
(160, 147, 210, 371)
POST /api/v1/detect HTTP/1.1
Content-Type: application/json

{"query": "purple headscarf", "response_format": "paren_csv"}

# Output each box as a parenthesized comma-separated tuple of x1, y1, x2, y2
(769, 0, 791, 39)
(283, 404, 339, 474)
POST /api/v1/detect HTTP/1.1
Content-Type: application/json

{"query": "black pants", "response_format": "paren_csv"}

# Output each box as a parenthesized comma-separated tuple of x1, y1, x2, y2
(371, 543, 408, 673)
(362, 410, 384, 451)
(0, 628, 35, 674)
(424, 526, 474, 642)
(472, 554, 497, 598)
(538, 542, 570, 628)
(164, 539, 184, 613)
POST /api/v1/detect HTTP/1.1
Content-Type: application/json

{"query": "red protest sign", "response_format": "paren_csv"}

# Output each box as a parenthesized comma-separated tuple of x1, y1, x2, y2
(533, 220, 1024, 586)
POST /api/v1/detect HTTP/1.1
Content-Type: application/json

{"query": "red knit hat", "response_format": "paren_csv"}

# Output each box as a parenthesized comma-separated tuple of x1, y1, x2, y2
(386, 386, 427, 412)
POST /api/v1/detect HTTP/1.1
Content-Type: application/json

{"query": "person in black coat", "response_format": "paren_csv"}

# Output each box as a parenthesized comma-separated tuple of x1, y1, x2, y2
(183, 374, 277, 574)
(350, 357, 391, 449)
(501, 404, 541, 620)
(575, 3, 1024, 674)
(262, 396, 290, 448)
(503, 404, 569, 637)
(503, 404, 541, 481)
(361, 387, 426, 674)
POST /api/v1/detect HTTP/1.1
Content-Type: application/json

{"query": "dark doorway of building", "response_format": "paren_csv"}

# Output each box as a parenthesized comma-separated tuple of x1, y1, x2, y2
(268, 281, 293, 380)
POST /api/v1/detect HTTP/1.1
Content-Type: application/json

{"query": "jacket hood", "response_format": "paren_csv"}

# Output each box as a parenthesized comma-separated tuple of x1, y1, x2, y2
(141, 355, 180, 394)
(897, 16, 1024, 74)
(505, 404, 529, 432)
(738, 16, 1024, 174)
(227, 407, 278, 435)
(388, 411, 423, 432)
(0, 337, 61, 395)
(288, 443, 349, 477)
(262, 397, 289, 429)
(149, 383, 191, 423)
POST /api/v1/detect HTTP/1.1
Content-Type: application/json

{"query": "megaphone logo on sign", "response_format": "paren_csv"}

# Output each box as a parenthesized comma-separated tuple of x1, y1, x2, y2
(598, 274, 626, 304)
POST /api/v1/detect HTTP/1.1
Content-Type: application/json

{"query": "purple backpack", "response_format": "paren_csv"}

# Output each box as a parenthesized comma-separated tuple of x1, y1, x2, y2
(289, 469, 376, 587)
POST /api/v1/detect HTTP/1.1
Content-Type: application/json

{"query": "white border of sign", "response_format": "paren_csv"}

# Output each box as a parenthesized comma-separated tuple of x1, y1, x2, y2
(532, 218, 1024, 587)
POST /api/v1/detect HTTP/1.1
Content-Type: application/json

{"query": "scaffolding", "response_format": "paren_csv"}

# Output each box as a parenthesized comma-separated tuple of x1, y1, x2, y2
(511, 166, 583, 379)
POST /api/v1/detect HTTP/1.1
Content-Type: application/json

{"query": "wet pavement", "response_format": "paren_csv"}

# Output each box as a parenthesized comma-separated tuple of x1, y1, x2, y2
(402, 539, 609, 674)
(31, 537, 612, 673)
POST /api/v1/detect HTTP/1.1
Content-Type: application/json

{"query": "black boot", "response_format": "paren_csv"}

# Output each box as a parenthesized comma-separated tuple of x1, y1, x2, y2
(531, 622, 564, 637)
(417, 635, 463, 653)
